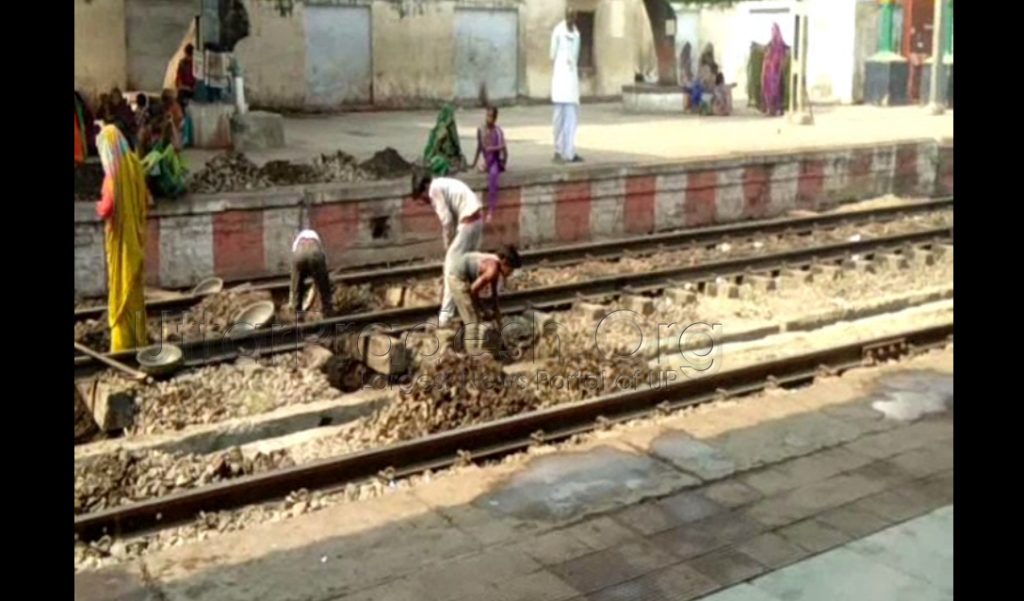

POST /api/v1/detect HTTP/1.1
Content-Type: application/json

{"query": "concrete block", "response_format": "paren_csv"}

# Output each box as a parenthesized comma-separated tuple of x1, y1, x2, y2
(907, 247, 936, 266)
(708, 278, 739, 298)
(621, 294, 656, 316)
(745, 275, 777, 292)
(383, 286, 407, 308)
(877, 253, 910, 270)
(811, 264, 843, 281)
(843, 258, 876, 273)
(574, 302, 610, 323)
(665, 288, 698, 305)
(232, 110, 286, 151)
(934, 244, 953, 260)
(187, 102, 234, 149)
(77, 379, 135, 433)
(779, 269, 812, 290)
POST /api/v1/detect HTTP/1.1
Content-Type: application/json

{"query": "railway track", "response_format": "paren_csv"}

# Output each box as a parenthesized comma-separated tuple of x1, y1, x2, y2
(73, 322, 953, 542)
(74, 225, 952, 378)
(73, 197, 952, 323)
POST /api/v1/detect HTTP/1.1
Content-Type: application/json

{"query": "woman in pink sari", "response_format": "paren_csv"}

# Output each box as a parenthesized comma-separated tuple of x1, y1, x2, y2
(761, 23, 788, 116)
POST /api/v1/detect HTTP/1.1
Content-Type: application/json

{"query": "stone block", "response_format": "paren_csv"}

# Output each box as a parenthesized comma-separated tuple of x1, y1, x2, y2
(877, 253, 910, 270)
(745, 274, 776, 292)
(360, 333, 409, 375)
(665, 288, 698, 305)
(77, 379, 136, 432)
(187, 102, 234, 149)
(383, 286, 407, 308)
(302, 343, 334, 370)
(574, 302, 610, 323)
(620, 294, 656, 316)
(231, 110, 286, 151)
(811, 264, 843, 280)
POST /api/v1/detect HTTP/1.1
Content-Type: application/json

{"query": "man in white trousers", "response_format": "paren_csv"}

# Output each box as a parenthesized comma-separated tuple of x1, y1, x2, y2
(412, 172, 484, 327)
(550, 8, 583, 163)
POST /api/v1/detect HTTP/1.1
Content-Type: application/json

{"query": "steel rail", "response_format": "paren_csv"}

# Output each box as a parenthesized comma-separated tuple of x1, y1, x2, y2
(73, 322, 953, 541)
(73, 226, 951, 377)
(74, 198, 952, 321)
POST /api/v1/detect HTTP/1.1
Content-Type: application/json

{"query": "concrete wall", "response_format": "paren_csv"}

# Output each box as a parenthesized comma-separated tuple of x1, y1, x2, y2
(125, 0, 198, 91)
(523, 0, 657, 100)
(74, 139, 954, 296)
(853, 0, 881, 104)
(372, 1, 456, 106)
(691, 0, 861, 105)
(233, 0, 307, 110)
(75, 0, 128, 97)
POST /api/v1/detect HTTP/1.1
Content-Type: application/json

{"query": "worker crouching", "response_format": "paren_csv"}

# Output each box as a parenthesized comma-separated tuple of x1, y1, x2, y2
(448, 246, 522, 354)
(288, 229, 335, 318)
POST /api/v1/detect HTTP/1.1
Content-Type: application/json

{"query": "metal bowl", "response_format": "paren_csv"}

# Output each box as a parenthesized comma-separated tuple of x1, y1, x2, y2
(192, 277, 224, 297)
(136, 344, 184, 378)
(235, 300, 276, 330)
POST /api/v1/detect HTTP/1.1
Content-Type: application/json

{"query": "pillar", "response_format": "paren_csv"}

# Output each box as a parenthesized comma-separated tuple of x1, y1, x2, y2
(926, 0, 949, 114)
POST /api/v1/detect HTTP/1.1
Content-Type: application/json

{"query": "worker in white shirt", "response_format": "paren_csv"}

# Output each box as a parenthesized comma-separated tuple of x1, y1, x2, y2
(288, 229, 335, 318)
(411, 172, 483, 327)
(550, 8, 583, 163)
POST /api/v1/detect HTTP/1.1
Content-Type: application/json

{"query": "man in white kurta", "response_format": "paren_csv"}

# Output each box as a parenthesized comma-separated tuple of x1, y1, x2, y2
(412, 174, 484, 327)
(550, 9, 583, 163)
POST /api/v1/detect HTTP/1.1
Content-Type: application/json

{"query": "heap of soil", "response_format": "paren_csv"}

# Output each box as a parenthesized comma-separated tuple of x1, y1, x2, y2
(359, 147, 413, 179)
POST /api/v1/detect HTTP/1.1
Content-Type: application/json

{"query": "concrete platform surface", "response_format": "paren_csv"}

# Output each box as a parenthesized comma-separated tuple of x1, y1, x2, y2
(183, 103, 953, 173)
(74, 347, 954, 601)
(702, 506, 953, 601)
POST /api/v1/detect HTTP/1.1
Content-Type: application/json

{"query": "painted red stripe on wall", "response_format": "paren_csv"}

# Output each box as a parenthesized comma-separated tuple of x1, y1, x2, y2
(213, 210, 265, 280)
(849, 149, 874, 197)
(685, 171, 718, 227)
(796, 158, 825, 210)
(894, 144, 919, 196)
(555, 181, 592, 243)
(484, 187, 522, 248)
(311, 202, 360, 263)
(937, 147, 953, 196)
(742, 165, 772, 219)
(401, 195, 441, 239)
(624, 175, 656, 234)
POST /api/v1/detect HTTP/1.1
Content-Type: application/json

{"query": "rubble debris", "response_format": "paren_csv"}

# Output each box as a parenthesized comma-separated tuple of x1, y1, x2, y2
(74, 447, 295, 515)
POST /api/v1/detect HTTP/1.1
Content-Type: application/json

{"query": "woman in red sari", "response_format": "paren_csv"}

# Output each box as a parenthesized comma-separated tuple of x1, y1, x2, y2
(761, 23, 788, 117)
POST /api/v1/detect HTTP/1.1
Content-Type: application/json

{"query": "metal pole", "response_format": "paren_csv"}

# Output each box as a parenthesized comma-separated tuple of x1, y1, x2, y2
(790, 2, 813, 125)
(927, 0, 948, 114)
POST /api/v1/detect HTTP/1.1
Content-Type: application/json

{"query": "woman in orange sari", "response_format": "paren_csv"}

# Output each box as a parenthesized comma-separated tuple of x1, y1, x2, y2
(95, 125, 150, 351)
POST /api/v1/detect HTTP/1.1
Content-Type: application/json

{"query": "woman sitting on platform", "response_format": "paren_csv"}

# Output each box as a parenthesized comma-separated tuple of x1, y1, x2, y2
(423, 104, 465, 176)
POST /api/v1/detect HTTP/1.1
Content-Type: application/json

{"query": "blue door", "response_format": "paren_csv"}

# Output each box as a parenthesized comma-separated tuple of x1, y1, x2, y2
(304, 5, 372, 107)
(454, 9, 519, 101)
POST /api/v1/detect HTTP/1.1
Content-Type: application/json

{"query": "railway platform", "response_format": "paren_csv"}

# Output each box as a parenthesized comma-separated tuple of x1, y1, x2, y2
(183, 103, 953, 171)
(75, 343, 953, 601)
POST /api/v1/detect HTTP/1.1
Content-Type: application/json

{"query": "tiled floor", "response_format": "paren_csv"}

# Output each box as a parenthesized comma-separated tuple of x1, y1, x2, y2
(700, 506, 953, 601)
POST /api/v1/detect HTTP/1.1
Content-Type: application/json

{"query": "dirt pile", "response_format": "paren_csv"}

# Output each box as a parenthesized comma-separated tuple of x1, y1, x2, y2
(162, 289, 274, 341)
(356, 353, 540, 445)
(187, 148, 413, 194)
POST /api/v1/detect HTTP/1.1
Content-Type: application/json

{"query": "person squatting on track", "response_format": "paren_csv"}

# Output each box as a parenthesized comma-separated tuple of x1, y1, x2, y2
(288, 229, 335, 318)
(448, 247, 522, 354)
(411, 172, 484, 328)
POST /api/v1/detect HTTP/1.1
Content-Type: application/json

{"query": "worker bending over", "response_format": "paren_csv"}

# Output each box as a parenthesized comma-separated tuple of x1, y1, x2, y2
(289, 229, 335, 317)
(412, 173, 483, 327)
(448, 246, 522, 353)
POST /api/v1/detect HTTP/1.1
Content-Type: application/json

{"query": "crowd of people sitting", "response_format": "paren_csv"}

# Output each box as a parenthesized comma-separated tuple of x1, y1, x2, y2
(75, 85, 191, 200)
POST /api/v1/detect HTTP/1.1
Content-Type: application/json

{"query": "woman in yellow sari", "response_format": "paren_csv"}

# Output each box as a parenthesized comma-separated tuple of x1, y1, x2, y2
(95, 125, 150, 352)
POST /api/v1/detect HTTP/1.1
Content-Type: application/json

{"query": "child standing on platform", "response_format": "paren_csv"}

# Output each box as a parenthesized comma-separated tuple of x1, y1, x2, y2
(471, 106, 507, 224)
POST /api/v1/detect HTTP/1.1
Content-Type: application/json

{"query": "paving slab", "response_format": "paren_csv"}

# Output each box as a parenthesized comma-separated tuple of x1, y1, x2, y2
(547, 540, 679, 596)
(845, 506, 953, 595)
(585, 562, 719, 601)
